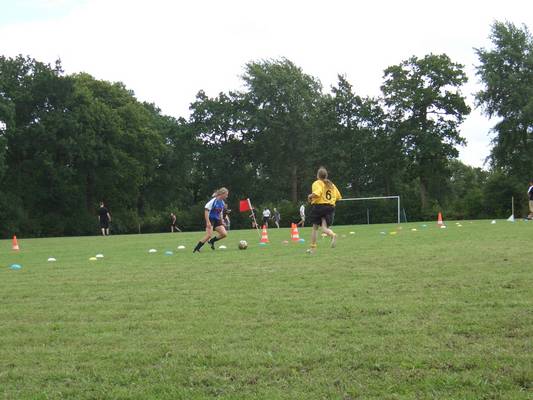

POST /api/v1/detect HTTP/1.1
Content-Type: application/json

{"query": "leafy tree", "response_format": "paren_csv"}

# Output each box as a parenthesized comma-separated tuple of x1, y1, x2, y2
(0, 55, 170, 235)
(242, 58, 323, 202)
(317, 75, 404, 197)
(446, 160, 489, 219)
(0, 55, 75, 235)
(381, 54, 471, 211)
(139, 112, 196, 212)
(0, 99, 11, 181)
(188, 90, 256, 203)
(482, 171, 523, 218)
(475, 21, 533, 178)
(65, 73, 167, 232)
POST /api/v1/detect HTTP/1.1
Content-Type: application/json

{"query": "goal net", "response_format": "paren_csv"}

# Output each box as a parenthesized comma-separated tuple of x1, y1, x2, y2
(336, 196, 401, 225)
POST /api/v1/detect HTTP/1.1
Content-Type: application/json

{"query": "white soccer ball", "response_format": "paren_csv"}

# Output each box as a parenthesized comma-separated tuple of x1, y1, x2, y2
(238, 240, 248, 250)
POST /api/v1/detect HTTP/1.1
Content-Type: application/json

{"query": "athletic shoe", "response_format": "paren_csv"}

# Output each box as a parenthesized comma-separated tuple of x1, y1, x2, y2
(209, 239, 215, 250)
(331, 234, 337, 248)
(193, 248, 200, 253)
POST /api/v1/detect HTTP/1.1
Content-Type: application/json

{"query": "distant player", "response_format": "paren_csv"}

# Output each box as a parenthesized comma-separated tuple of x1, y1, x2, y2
(193, 188, 229, 253)
(307, 167, 342, 253)
(98, 202, 111, 236)
(272, 208, 281, 228)
(297, 204, 305, 227)
(170, 213, 182, 232)
(262, 207, 271, 227)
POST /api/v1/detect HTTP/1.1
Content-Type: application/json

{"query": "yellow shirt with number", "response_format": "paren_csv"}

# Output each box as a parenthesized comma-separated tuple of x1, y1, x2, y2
(310, 180, 342, 206)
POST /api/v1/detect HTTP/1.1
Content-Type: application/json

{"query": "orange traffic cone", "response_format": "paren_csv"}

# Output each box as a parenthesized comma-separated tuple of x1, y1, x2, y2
(12, 235, 20, 251)
(291, 223, 300, 241)
(437, 212, 444, 225)
(260, 225, 269, 243)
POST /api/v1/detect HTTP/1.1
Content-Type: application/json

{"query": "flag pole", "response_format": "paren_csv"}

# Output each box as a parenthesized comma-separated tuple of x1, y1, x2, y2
(248, 199, 262, 238)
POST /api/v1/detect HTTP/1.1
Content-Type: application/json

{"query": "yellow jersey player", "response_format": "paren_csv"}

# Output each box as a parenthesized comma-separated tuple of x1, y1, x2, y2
(307, 167, 342, 253)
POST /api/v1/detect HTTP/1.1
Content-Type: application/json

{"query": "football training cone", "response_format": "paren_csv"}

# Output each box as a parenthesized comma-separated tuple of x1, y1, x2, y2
(291, 223, 300, 242)
(12, 235, 20, 251)
(260, 225, 269, 243)
(437, 212, 444, 226)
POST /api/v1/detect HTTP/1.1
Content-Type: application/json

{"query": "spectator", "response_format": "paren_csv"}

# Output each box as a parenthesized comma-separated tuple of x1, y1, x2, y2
(98, 202, 111, 236)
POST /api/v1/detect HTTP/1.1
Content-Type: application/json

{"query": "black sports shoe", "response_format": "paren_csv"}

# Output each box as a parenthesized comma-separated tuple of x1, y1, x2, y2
(209, 239, 215, 250)
(193, 248, 200, 253)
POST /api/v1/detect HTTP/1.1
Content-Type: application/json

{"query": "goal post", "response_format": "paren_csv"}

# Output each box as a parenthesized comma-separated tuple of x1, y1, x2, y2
(338, 195, 401, 224)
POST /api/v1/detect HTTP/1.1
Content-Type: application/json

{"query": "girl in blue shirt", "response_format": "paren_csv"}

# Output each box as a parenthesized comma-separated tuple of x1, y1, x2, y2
(193, 187, 229, 252)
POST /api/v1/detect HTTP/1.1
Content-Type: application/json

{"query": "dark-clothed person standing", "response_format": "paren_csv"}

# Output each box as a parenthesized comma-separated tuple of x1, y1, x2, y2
(98, 202, 111, 236)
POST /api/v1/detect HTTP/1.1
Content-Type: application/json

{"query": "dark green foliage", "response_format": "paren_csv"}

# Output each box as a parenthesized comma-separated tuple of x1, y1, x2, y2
(381, 54, 471, 211)
(442, 161, 490, 220)
(1, 21, 532, 237)
(241, 58, 323, 202)
(0, 57, 169, 236)
(317, 75, 403, 197)
(475, 21, 533, 178)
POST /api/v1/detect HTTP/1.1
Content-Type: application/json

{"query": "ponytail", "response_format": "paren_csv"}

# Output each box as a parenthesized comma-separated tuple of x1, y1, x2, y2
(317, 167, 333, 189)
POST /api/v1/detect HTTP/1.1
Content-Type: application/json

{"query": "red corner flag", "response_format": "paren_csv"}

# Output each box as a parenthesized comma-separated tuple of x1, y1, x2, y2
(239, 198, 252, 212)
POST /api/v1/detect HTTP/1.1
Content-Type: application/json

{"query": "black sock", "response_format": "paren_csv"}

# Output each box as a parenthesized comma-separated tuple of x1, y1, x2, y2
(193, 241, 205, 252)
(209, 236, 219, 249)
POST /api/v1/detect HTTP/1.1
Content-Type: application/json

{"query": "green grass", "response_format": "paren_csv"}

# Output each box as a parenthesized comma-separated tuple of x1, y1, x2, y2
(1, 220, 532, 399)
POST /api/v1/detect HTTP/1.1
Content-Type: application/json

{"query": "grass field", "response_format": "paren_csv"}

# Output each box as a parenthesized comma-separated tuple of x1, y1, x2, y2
(1, 220, 532, 399)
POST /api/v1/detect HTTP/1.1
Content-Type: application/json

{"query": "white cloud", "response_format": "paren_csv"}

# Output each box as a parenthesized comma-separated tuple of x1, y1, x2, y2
(1, 0, 532, 168)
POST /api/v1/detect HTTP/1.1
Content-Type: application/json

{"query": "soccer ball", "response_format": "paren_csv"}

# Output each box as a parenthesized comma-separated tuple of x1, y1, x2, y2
(238, 240, 248, 250)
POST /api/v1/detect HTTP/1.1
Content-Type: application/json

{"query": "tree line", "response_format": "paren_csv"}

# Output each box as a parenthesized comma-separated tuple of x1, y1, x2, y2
(0, 21, 531, 237)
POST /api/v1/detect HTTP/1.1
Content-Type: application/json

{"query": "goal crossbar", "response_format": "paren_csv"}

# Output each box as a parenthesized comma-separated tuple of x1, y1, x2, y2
(338, 195, 401, 224)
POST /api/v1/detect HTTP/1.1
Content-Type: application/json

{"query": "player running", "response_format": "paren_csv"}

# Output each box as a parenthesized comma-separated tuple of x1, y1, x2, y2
(193, 188, 229, 253)
(307, 167, 342, 253)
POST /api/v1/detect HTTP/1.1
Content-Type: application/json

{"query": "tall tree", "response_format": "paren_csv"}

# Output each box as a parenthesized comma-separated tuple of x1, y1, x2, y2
(65, 73, 166, 231)
(0, 55, 76, 234)
(446, 160, 489, 219)
(0, 56, 169, 235)
(381, 54, 470, 211)
(0, 94, 12, 181)
(242, 58, 323, 202)
(317, 75, 403, 197)
(475, 21, 533, 177)
(188, 90, 256, 203)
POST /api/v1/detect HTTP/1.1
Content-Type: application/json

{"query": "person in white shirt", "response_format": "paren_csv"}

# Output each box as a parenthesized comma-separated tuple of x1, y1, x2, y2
(297, 204, 305, 227)
(262, 208, 271, 227)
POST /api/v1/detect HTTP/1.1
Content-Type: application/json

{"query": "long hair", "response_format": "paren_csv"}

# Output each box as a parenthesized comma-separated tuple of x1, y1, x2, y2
(317, 167, 333, 189)
(212, 187, 229, 197)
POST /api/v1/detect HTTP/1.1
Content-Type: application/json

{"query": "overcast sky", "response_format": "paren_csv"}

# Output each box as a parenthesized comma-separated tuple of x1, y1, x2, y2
(1, 0, 532, 168)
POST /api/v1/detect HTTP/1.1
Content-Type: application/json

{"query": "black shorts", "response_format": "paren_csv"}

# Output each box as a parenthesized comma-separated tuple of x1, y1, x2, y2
(100, 219, 109, 229)
(310, 204, 335, 227)
(209, 218, 224, 228)
(263, 217, 269, 225)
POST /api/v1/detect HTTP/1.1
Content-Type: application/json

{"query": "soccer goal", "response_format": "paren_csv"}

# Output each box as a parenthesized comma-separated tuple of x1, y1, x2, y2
(337, 196, 401, 225)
